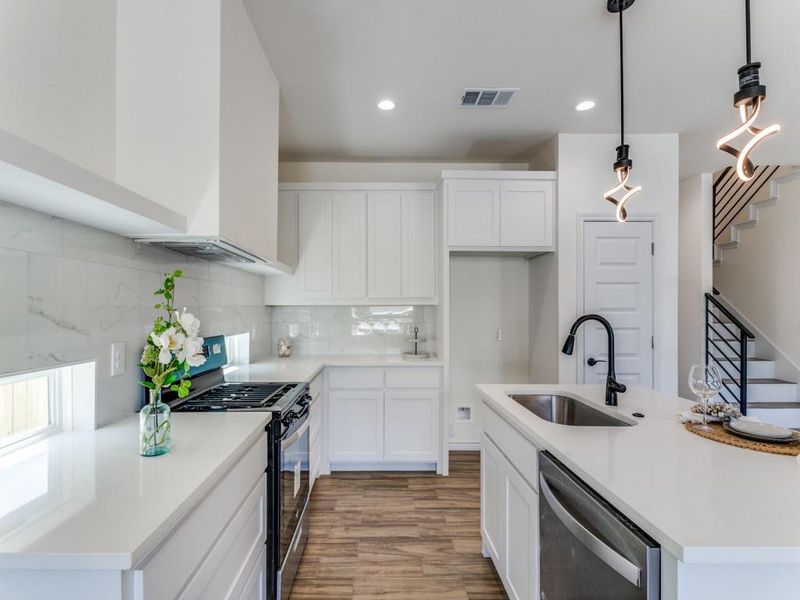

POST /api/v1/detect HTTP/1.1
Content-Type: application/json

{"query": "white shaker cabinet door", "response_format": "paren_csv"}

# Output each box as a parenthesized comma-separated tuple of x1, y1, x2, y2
(296, 192, 333, 298)
(368, 192, 403, 298)
(328, 390, 384, 462)
(481, 435, 506, 572)
(383, 389, 438, 462)
(401, 191, 436, 299)
(503, 457, 539, 600)
(447, 180, 501, 246)
(500, 180, 554, 248)
(332, 191, 367, 298)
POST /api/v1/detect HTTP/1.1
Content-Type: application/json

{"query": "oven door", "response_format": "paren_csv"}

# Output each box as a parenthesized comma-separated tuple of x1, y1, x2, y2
(279, 415, 310, 566)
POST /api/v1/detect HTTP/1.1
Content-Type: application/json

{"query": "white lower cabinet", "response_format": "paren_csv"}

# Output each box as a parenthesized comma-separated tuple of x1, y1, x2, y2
(481, 433, 539, 600)
(384, 389, 438, 462)
(328, 389, 384, 462)
(309, 373, 323, 489)
(326, 367, 442, 470)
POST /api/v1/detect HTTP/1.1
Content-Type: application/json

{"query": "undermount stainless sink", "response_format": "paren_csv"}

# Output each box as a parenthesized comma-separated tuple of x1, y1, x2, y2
(508, 394, 633, 427)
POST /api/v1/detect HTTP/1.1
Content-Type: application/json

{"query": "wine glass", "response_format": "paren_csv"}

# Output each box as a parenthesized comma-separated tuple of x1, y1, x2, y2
(688, 364, 722, 432)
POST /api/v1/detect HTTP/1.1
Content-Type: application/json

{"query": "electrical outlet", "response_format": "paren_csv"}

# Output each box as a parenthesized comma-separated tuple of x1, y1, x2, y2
(495, 328, 503, 342)
(110, 342, 126, 377)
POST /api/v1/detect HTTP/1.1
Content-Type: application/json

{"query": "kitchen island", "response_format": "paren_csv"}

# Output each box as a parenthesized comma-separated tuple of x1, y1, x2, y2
(0, 411, 270, 599)
(477, 383, 800, 600)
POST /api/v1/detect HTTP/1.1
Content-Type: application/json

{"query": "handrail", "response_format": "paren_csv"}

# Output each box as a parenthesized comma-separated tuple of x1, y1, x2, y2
(705, 293, 755, 339)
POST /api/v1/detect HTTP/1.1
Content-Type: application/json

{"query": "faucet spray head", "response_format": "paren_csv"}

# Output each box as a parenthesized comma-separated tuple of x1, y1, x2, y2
(561, 334, 576, 355)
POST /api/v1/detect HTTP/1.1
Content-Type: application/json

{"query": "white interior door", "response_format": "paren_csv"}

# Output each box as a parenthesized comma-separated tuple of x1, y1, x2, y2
(582, 221, 654, 388)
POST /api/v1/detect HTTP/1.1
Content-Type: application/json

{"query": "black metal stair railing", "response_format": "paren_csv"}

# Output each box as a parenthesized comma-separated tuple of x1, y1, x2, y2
(713, 165, 779, 244)
(704, 292, 755, 415)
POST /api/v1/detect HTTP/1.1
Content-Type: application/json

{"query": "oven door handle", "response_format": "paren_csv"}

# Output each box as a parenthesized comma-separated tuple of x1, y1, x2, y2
(281, 418, 309, 450)
(539, 472, 641, 588)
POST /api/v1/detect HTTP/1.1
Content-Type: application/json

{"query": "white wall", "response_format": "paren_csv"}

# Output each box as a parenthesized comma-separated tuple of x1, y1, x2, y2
(556, 134, 680, 394)
(279, 161, 529, 183)
(0, 0, 116, 179)
(529, 253, 559, 383)
(678, 174, 713, 398)
(0, 200, 272, 427)
(714, 172, 800, 373)
(220, 0, 280, 260)
(449, 256, 530, 445)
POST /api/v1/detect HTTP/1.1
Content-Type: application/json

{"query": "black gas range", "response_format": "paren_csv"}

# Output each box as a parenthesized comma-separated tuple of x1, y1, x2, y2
(165, 336, 311, 600)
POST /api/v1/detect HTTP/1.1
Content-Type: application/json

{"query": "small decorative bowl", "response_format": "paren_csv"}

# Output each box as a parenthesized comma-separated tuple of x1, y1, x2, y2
(690, 402, 742, 422)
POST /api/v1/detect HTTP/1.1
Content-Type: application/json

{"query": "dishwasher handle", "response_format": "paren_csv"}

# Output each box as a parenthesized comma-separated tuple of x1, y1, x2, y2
(539, 472, 641, 588)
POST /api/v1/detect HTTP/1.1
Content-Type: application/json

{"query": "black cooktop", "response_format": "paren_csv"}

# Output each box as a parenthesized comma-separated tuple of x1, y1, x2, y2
(175, 382, 299, 412)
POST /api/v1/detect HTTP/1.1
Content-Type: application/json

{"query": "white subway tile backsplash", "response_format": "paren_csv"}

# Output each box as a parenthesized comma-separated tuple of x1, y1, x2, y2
(271, 305, 434, 356)
(1, 201, 272, 427)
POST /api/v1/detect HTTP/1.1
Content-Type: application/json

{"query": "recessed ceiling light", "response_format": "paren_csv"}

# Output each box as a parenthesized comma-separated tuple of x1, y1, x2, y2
(377, 99, 396, 111)
(575, 100, 596, 112)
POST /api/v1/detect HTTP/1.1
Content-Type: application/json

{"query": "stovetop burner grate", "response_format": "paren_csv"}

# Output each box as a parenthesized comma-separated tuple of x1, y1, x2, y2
(179, 382, 291, 410)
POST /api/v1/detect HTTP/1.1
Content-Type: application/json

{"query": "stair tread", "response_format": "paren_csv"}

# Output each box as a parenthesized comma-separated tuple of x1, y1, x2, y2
(716, 358, 771, 362)
(722, 378, 796, 385)
(748, 402, 800, 409)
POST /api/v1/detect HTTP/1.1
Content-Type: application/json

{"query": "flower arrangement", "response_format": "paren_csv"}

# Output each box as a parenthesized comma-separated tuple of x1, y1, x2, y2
(138, 270, 206, 456)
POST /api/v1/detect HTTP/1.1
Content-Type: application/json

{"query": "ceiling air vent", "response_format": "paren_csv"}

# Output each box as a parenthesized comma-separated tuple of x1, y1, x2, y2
(460, 88, 518, 108)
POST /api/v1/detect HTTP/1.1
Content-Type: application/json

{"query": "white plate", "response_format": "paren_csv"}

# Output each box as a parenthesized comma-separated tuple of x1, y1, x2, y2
(727, 419, 794, 440)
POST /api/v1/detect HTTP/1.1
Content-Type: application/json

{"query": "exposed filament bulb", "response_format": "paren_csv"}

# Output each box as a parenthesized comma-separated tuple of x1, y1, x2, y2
(603, 165, 641, 223)
(717, 96, 781, 182)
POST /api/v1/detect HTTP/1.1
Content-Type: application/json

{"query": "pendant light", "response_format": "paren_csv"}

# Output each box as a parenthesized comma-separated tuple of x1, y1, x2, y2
(603, 0, 641, 223)
(717, 0, 780, 182)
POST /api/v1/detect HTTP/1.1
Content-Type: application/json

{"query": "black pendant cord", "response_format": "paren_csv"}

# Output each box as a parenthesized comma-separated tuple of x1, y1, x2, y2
(619, 8, 624, 147)
(745, 0, 752, 63)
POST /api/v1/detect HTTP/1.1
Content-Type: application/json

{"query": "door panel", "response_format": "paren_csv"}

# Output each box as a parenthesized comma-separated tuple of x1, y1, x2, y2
(448, 180, 501, 246)
(332, 192, 367, 298)
(328, 390, 384, 462)
(481, 436, 506, 570)
(505, 465, 539, 600)
(582, 221, 654, 387)
(401, 191, 436, 298)
(384, 389, 438, 461)
(500, 180, 553, 247)
(368, 192, 403, 298)
(297, 192, 332, 298)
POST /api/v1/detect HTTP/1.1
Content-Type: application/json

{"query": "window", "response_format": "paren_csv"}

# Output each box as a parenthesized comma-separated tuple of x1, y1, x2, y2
(224, 332, 250, 371)
(0, 369, 59, 450)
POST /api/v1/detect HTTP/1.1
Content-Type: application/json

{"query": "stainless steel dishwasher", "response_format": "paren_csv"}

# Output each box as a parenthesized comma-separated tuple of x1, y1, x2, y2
(539, 452, 660, 600)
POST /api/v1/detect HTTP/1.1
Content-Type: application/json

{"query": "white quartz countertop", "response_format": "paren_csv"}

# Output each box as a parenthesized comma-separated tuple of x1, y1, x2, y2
(225, 354, 443, 384)
(477, 383, 800, 565)
(0, 412, 270, 570)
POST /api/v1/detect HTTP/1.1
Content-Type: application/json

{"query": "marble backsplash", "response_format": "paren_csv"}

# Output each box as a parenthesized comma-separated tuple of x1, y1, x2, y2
(271, 306, 436, 356)
(0, 199, 272, 426)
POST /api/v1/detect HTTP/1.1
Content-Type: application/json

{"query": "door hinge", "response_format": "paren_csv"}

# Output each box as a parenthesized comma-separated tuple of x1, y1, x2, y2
(651, 242, 655, 256)
(651, 336, 655, 349)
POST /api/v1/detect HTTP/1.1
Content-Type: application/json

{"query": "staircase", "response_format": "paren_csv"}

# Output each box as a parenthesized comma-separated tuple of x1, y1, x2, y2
(713, 165, 800, 264)
(706, 293, 800, 428)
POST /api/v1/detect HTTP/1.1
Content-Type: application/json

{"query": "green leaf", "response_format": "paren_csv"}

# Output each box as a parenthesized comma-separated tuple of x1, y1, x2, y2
(139, 381, 156, 390)
(173, 269, 184, 278)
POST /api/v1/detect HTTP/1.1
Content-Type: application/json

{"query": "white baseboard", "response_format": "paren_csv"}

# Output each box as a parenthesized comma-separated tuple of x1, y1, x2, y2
(449, 441, 481, 451)
(330, 462, 437, 472)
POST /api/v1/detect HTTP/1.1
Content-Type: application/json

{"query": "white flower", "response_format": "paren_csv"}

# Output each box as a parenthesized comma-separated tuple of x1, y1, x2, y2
(175, 309, 201, 337)
(179, 335, 207, 367)
(150, 327, 186, 365)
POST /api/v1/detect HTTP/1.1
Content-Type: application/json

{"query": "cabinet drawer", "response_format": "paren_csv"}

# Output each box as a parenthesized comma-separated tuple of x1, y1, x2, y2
(178, 477, 266, 600)
(385, 367, 441, 389)
(133, 434, 267, 600)
(309, 373, 323, 400)
(481, 402, 539, 492)
(328, 367, 384, 389)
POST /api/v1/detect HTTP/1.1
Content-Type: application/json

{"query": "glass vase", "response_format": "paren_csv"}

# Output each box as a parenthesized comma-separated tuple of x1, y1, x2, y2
(139, 388, 172, 457)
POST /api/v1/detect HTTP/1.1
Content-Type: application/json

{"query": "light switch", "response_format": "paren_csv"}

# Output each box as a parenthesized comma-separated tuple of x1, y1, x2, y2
(110, 342, 126, 377)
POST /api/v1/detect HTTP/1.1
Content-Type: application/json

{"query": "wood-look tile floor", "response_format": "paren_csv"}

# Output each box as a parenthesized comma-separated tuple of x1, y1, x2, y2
(289, 452, 508, 600)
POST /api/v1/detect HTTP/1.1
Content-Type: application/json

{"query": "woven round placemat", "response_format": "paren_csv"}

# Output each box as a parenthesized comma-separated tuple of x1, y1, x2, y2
(685, 422, 800, 456)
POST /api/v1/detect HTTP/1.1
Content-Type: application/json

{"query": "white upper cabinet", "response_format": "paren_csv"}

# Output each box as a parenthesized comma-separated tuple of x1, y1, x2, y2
(368, 192, 403, 298)
(333, 192, 368, 298)
(444, 172, 556, 251)
(296, 192, 333, 298)
(447, 180, 501, 246)
(402, 192, 437, 298)
(500, 180, 553, 248)
(266, 184, 438, 305)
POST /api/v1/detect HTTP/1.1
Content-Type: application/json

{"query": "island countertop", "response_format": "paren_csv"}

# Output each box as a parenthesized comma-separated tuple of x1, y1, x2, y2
(477, 383, 800, 565)
(0, 411, 270, 570)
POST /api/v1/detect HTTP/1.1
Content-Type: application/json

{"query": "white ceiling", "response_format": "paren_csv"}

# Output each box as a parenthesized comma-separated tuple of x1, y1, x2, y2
(245, 0, 800, 176)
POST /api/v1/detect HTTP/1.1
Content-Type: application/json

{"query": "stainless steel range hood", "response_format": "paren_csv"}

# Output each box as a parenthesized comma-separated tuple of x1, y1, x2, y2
(133, 236, 293, 275)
